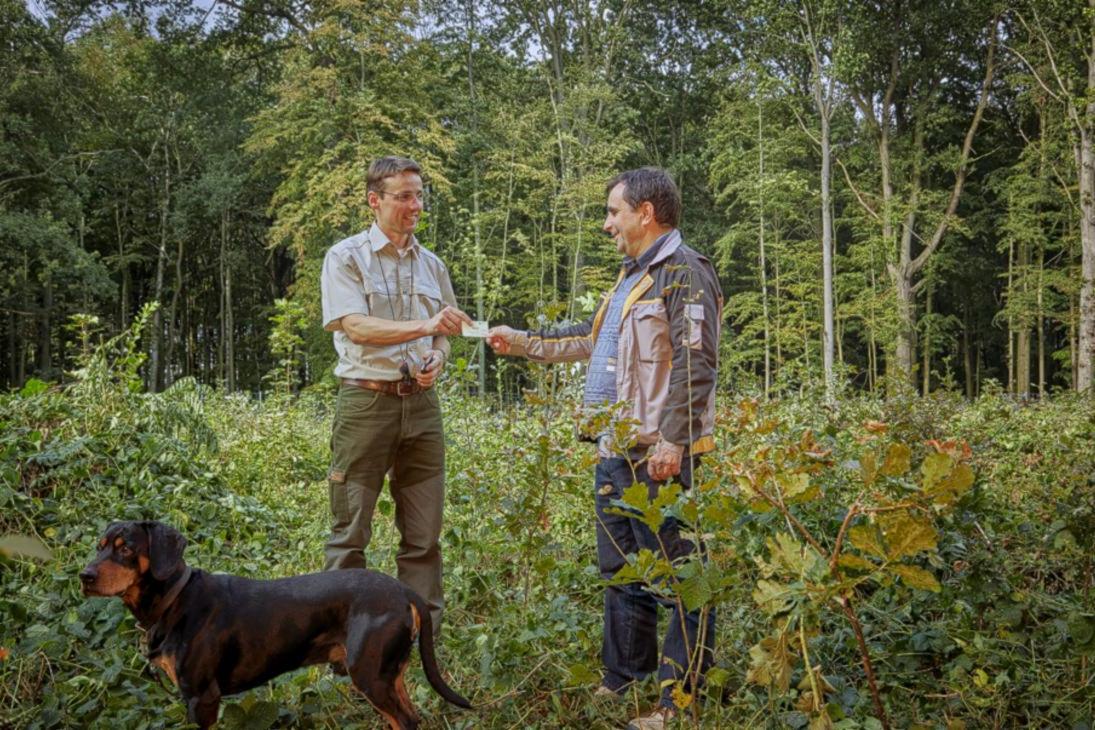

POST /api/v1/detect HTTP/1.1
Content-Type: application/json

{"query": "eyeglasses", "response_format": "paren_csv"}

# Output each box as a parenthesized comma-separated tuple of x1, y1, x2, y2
(377, 190, 427, 205)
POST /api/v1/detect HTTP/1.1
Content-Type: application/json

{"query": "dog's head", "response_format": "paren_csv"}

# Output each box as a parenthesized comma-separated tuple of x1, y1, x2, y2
(79, 521, 188, 599)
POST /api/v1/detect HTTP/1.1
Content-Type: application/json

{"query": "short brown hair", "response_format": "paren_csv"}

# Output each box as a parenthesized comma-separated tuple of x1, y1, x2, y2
(605, 167, 681, 228)
(367, 156, 422, 194)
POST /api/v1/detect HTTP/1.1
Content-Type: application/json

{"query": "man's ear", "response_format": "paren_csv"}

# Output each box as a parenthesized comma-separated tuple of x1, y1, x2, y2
(141, 521, 187, 581)
(640, 200, 656, 226)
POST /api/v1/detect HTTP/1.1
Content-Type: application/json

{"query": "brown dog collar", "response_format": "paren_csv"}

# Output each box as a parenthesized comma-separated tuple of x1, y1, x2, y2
(139, 566, 193, 633)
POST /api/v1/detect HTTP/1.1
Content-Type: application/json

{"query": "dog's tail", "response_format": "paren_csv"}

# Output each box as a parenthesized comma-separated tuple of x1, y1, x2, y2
(410, 593, 472, 709)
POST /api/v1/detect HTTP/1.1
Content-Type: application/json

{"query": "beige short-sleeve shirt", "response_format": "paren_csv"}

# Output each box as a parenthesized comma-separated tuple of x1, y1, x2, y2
(321, 223, 458, 380)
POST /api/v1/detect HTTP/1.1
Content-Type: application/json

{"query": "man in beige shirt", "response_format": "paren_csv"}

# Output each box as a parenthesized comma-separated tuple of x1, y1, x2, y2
(321, 156, 472, 635)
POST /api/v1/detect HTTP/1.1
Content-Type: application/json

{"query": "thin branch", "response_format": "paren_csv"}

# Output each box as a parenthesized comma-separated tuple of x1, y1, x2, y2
(909, 16, 999, 276)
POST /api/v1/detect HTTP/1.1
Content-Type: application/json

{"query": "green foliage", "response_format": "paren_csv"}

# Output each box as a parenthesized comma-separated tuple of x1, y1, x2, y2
(2, 325, 1094, 727)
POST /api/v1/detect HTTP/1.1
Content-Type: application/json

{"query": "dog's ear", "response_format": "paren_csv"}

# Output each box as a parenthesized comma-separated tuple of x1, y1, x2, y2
(142, 521, 187, 581)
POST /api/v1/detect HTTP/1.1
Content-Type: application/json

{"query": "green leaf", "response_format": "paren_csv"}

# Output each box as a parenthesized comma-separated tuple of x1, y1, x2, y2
(879, 443, 911, 477)
(753, 579, 797, 615)
(568, 662, 600, 685)
(1067, 614, 1094, 647)
(778, 472, 817, 503)
(19, 378, 48, 397)
(706, 666, 731, 688)
(676, 573, 712, 611)
(0, 534, 53, 561)
(890, 563, 941, 592)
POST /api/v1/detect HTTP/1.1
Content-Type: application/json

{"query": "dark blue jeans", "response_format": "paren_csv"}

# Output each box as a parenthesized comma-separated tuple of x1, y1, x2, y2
(594, 455, 716, 709)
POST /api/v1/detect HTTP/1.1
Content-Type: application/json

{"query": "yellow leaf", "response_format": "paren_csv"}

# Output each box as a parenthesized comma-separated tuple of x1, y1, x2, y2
(670, 684, 693, 710)
(860, 451, 878, 486)
(929, 462, 975, 505)
(890, 563, 941, 592)
(920, 452, 954, 490)
(879, 511, 937, 559)
(838, 554, 876, 572)
(880, 442, 912, 477)
(848, 524, 886, 558)
(746, 634, 795, 692)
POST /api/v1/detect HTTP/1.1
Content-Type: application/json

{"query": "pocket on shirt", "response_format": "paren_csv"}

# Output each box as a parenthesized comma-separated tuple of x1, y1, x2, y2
(413, 281, 445, 319)
(634, 303, 671, 362)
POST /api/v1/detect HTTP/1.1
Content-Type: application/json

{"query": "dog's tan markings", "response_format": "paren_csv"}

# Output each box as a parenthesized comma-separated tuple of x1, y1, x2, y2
(395, 669, 418, 723)
(137, 554, 150, 574)
(409, 603, 421, 642)
(98, 538, 107, 549)
(95, 561, 140, 597)
(154, 654, 179, 686)
(358, 693, 399, 730)
(327, 644, 347, 665)
(114, 537, 124, 548)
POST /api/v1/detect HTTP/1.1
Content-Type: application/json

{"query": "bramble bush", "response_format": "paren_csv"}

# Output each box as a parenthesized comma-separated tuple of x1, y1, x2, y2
(1, 317, 1092, 728)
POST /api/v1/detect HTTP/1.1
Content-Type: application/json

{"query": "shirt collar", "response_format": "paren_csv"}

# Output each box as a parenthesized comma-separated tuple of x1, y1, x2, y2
(368, 222, 419, 257)
(623, 230, 672, 273)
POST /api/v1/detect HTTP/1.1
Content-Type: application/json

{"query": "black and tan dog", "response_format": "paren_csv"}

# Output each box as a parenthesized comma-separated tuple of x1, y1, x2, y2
(79, 520, 471, 729)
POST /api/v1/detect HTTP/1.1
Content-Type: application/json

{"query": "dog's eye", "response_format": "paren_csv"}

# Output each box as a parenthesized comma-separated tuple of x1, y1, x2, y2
(118, 545, 133, 556)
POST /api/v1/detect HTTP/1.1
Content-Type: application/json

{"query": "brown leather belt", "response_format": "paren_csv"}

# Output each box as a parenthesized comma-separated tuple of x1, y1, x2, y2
(340, 377, 428, 397)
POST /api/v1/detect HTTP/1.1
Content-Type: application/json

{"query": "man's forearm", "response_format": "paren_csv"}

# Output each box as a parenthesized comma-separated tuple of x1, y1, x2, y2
(431, 335, 450, 360)
(339, 314, 428, 346)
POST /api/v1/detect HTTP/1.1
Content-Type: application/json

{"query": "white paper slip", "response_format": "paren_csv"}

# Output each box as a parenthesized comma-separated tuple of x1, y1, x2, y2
(462, 320, 490, 338)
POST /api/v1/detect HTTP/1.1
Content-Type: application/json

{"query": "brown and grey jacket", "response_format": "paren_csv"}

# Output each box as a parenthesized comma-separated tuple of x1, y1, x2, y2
(508, 230, 723, 453)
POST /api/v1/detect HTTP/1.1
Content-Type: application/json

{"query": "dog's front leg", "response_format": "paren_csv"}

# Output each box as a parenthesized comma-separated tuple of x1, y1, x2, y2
(182, 680, 221, 729)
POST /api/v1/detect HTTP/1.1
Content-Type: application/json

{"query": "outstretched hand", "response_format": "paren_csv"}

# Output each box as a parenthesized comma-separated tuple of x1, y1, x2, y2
(428, 306, 474, 337)
(486, 325, 517, 355)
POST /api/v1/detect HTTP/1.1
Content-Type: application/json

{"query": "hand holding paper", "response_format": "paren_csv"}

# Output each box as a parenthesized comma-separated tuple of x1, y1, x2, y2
(462, 320, 490, 338)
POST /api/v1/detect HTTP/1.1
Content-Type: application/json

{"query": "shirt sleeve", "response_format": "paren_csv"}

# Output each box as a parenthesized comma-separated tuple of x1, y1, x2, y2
(321, 247, 369, 332)
(437, 262, 458, 308)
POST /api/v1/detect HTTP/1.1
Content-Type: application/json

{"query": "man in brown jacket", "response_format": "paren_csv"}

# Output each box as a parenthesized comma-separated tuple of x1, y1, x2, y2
(488, 167, 722, 730)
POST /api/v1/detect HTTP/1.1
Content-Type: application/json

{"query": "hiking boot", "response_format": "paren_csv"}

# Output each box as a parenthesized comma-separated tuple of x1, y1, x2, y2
(626, 705, 677, 730)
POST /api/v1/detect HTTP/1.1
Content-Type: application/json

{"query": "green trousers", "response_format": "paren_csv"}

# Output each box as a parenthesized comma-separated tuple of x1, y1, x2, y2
(325, 384, 446, 634)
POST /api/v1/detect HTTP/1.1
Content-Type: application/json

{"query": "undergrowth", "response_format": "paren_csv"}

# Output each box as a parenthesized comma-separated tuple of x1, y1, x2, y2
(1, 319, 1091, 729)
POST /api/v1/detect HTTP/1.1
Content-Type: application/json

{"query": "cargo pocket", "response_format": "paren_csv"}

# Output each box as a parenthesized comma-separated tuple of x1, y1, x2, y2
(328, 468, 351, 524)
(635, 304, 671, 362)
(686, 303, 704, 350)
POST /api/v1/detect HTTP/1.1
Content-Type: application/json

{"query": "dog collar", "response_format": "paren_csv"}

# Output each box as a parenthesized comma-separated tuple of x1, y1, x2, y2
(140, 565, 193, 632)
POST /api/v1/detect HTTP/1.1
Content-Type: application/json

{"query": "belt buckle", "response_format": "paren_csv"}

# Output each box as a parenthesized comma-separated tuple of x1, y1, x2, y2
(396, 380, 416, 397)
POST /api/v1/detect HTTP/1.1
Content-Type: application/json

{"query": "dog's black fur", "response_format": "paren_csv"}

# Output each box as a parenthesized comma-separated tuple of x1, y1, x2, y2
(80, 520, 471, 729)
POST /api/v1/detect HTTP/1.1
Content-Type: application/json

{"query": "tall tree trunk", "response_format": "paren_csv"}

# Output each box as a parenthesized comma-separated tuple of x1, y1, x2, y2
(466, 0, 486, 395)
(1077, 121, 1095, 391)
(922, 283, 932, 394)
(38, 279, 52, 376)
(963, 304, 974, 398)
(150, 143, 171, 392)
(758, 103, 771, 400)
(221, 210, 236, 392)
(1006, 236, 1015, 393)
(1037, 250, 1045, 398)
(1017, 238, 1031, 398)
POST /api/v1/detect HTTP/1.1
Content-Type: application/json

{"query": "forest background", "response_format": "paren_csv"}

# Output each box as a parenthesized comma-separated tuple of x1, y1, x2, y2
(2, 0, 1094, 729)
